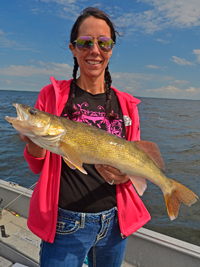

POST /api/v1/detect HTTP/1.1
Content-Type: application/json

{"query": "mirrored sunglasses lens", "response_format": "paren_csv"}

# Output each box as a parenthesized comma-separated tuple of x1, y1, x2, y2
(98, 37, 113, 52)
(76, 36, 93, 51)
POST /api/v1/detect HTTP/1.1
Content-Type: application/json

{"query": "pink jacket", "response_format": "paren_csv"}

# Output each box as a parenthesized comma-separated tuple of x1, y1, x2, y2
(25, 77, 151, 243)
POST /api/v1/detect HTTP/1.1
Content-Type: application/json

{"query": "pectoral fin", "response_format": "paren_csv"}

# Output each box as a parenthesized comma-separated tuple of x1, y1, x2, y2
(63, 157, 77, 170)
(60, 142, 87, 175)
(128, 175, 147, 196)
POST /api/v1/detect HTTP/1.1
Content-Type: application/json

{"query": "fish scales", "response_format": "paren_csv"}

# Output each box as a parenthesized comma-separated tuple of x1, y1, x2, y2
(5, 103, 198, 221)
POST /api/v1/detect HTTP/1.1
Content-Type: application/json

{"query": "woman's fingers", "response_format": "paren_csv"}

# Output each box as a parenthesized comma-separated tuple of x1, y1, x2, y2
(95, 164, 129, 185)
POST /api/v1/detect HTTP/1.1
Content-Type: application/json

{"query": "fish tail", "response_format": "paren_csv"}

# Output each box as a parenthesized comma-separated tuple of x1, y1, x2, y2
(164, 179, 198, 220)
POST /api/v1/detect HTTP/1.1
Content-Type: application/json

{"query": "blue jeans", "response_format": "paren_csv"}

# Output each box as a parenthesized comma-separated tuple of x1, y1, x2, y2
(40, 207, 127, 267)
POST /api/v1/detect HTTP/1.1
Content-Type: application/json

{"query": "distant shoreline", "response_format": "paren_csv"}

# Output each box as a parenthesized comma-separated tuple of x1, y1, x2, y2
(0, 88, 40, 93)
(1, 89, 199, 102)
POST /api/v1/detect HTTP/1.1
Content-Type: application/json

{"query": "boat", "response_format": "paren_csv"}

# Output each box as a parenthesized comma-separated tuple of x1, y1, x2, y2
(0, 179, 199, 267)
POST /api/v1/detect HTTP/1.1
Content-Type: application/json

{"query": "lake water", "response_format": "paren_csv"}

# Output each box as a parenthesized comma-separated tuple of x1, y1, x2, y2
(0, 89, 199, 246)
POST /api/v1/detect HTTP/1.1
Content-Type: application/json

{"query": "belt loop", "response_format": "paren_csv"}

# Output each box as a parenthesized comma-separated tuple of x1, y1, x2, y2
(80, 213, 85, 229)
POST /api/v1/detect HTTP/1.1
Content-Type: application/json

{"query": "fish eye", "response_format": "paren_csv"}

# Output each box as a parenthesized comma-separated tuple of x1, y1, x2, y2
(29, 108, 37, 115)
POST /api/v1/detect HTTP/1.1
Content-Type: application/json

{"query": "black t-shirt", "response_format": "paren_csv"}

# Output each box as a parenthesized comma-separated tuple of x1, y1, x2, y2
(58, 84, 126, 213)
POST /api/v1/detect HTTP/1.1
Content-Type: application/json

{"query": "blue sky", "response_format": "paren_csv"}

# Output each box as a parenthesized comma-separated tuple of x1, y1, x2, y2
(1, 0, 200, 100)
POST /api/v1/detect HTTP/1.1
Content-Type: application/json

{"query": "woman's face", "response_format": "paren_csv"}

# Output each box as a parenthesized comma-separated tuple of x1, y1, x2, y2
(69, 16, 113, 82)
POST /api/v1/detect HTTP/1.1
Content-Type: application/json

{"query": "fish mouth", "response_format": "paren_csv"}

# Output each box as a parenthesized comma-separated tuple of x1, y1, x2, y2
(5, 103, 28, 124)
(13, 103, 26, 121)
(5, 103, 51, 137)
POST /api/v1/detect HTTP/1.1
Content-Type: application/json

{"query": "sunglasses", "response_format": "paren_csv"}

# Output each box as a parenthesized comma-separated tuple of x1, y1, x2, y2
(74, 36, 114, 52)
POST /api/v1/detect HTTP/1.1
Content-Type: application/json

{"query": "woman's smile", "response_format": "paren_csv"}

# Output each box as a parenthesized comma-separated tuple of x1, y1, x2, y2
(86, 60, 102, 65)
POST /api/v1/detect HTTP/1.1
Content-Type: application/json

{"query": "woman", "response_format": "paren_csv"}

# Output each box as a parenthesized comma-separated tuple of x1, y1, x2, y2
(21, 7, 150, 267)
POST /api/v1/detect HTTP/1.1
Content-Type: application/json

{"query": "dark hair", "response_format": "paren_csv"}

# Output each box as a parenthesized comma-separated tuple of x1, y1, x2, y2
(64, 7, 119, 121)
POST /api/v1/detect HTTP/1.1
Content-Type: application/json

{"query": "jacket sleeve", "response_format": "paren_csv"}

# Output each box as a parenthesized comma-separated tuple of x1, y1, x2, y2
(23, 86, 48, 174)
(24, 146, 46, 174)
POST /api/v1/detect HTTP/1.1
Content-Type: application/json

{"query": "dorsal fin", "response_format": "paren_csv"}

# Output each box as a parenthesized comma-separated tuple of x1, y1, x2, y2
(134, 141, 165, 170)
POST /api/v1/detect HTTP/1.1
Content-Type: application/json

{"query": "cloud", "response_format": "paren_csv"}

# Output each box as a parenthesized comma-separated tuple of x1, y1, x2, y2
(39, 0, 76, 4)
(31, 0, 80, 21)
(146, 65, 169, 71)
(30, 8, 41, 15)
(30, 0, 200, 35)
(0, 30, 6, 36)
(145, 84, 200, 99)
(193, 49, 200, 63)
(146, 65, 160, 69)
(0, 78, 38, 87)
(112, 72, 173, 82)
(0, 32, 34, 51)
(4, 62, 174, 92)
(169, 80, 189, 86)
(111, 71, 174, 95)
(186, 87, 198, 92)
(114, 9, 163, 34)
(140, 0, 200, 27)
(0, 36, 18, 48)
(110, 72, 200, 99)
(171, 55, 195, 66)
(156, 38, 170, 44)
(114, 0, 200, 34)
(0, 61, 72, 78)
(146, 85, 181, 93)
(1, 60, 199, 99)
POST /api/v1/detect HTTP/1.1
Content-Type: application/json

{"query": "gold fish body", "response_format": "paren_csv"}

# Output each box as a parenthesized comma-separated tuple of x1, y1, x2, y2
(5, 103, 198, 220)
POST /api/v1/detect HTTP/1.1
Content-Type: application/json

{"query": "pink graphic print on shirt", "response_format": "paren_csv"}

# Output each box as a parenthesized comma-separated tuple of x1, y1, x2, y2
(64, 102, 125, 138)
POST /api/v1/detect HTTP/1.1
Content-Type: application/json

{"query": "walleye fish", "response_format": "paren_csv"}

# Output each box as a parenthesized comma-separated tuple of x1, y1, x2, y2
(5, 103, 198, 220)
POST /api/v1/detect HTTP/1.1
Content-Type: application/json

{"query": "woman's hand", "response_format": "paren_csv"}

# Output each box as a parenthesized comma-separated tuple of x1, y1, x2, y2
(95, 164, 130, 185)
(19, 133, 46, 158)
(19, 133, 32, 143)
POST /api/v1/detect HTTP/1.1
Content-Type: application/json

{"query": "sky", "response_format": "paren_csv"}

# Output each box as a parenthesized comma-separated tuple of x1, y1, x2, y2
(1, 0, 200, 100)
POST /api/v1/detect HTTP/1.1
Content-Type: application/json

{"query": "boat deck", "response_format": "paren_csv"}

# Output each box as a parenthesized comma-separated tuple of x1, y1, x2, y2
(0, 209, 40, 266)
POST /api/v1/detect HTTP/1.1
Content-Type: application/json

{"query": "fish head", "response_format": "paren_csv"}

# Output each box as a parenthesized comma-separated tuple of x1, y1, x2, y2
(5, 103, 52, 137)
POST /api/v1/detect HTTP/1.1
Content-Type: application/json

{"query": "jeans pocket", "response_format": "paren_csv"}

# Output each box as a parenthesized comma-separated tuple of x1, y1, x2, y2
(56, 218, 80, 235)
